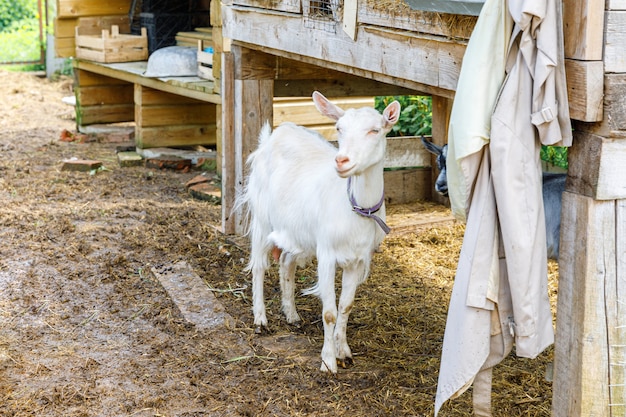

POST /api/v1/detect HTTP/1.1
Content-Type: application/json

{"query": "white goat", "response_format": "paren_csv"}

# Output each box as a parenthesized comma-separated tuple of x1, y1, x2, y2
(421, 138, 566, 260)
(239, 91, 401, 373)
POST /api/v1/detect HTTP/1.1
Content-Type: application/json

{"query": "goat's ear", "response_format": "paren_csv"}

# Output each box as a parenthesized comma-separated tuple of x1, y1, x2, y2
(312, 91, 345, 121)
(383, 100, 401, 127)
(421, 136, 442, 155)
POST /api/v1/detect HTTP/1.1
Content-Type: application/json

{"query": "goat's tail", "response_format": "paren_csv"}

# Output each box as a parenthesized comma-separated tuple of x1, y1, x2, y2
(258, 121, 272, 145)
(231, 121, 275, 236)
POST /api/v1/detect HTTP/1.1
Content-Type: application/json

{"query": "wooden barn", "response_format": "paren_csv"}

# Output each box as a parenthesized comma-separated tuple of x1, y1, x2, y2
(55, 0, 625, 415)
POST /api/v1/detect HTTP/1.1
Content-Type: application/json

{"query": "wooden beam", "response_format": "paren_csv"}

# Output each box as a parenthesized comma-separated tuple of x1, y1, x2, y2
(221, 52, 237, 235)
(73, 60, 221, 104)
(231, 0, 301, 13)
(607, 0, 626, 10)
(574, 73, 626, 137)
(342, 0, 358, 40)
(605, 11, 626, 73)
(135, 125, 217, 148)
(429, 95, 452, 205)
(564, 59, 604, 122)
(273, 78, 419, 97)
(58, 0, 132, 18)
(273, 97, 374, 126)
(553, 193, 622, 417)
(567, 131, 626, 200)
(221, 5, 464, 98)
(562, 0, 605, 60)
(76, 85, 134, 106)
(76, 104, 134, 125)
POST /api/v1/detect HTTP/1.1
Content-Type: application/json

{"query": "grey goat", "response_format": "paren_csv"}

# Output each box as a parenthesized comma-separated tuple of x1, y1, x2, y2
(421, 137, 565, 260)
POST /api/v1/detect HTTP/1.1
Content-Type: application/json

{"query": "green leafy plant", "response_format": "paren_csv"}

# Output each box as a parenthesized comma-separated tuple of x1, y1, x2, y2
(375, 96, 432, 137)
(540, 145, 568, 170)
(0, 0, 36, 32)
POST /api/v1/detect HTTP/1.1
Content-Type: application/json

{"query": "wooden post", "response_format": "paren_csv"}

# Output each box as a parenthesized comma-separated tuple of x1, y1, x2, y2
(221, 45, 274, 235)
(430, 95, 452, 206)
(552, 136, 626, 417)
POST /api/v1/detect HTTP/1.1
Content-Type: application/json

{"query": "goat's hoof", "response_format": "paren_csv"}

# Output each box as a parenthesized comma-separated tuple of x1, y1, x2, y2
(254, 325, 269, 334)
(337, 356, 354, 369)
(287, 320, 302, 330)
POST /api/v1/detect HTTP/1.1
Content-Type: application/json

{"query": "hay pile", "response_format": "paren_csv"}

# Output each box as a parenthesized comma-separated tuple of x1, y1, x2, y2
(363, 0, 478, 39)
(223, 200, 558, 416)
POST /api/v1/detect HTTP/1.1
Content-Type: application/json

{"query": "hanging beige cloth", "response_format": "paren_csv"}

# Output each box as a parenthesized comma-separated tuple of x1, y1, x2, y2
(435, 0, 572, 414)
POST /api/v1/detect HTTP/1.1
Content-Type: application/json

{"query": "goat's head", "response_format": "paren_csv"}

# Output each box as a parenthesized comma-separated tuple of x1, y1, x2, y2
(312, 91, 401, 178)
(421, 137, 449, 197)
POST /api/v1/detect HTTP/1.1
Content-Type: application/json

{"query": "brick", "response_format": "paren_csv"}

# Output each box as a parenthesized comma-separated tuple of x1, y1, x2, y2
(188, 182, 221, 204)
(145, 157, 192, 171)
(117, 151, 143, 167)
(61, 159, 102, 172)
(185, 175, 210, 188)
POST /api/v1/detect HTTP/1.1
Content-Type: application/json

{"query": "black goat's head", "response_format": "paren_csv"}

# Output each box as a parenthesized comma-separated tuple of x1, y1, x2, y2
(421, 137, 449, 197)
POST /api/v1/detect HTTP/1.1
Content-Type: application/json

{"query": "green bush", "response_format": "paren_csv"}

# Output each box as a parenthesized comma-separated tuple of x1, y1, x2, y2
(0, 0, 36, 32)
(540, 145, 568, 170)
(0, 18, 41, 62)
(375, 96, 432, 137)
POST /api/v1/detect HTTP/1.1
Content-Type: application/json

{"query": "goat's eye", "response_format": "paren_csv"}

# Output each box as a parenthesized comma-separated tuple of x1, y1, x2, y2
(336, 126, 342, 133)
(369, 129, 380, 135)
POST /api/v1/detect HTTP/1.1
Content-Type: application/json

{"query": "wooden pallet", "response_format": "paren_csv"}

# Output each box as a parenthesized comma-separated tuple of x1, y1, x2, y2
(75, 25, 148, 63)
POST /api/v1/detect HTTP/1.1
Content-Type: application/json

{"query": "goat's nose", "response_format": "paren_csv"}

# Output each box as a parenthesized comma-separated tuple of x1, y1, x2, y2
(335, 155, 350, 169)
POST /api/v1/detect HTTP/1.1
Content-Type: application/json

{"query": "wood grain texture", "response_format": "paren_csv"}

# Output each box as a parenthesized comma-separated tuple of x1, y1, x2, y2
(221, 6, 465, 96)
(605, 11, 626, 73)
(562, 0, 605, 60)
(58, 0, 132, 18)
(553, 192, 614, 417)
(567, 131, 626, 200)
(564, 59, 604, 122)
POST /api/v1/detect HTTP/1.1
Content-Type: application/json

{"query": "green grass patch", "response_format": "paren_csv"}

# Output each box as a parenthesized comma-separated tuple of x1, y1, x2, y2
(0, 18, 41, 63)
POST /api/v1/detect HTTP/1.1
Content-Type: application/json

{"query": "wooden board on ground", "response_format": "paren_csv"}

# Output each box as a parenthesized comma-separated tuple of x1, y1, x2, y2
(151, 261, 236, 330)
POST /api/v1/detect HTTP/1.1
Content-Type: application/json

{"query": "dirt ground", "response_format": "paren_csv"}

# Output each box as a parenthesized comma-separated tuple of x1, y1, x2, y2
(0, 69, 557, 417)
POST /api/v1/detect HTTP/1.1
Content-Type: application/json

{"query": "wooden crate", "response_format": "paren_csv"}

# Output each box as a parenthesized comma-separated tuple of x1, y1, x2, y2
(75, 25, 148, 63)
(55, 15, 131, 58)
(197, 40, 214, 81)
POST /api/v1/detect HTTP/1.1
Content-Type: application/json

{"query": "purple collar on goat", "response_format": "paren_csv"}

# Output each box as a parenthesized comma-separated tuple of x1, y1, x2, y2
(347, 177, 390, 234)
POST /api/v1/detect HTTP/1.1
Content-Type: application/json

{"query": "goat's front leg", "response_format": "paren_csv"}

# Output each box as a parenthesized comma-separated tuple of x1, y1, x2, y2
(317, 258, 338, 373)
(334, 262, 364, 367)
(279, 252, 300, 324)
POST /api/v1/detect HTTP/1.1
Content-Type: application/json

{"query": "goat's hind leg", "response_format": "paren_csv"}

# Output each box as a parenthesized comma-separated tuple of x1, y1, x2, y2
(250, 230, 271, 332)
(279, 252, 301, 324)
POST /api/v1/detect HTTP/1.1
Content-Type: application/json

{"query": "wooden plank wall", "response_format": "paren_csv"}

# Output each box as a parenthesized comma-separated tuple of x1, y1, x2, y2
(73, 69, 134, 126)
(134, 85, 217, 149)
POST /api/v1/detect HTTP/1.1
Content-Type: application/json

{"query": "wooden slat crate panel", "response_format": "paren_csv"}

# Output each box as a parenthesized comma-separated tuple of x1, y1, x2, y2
(55, 15, 130, 58)
(75, 26, 148, 63)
